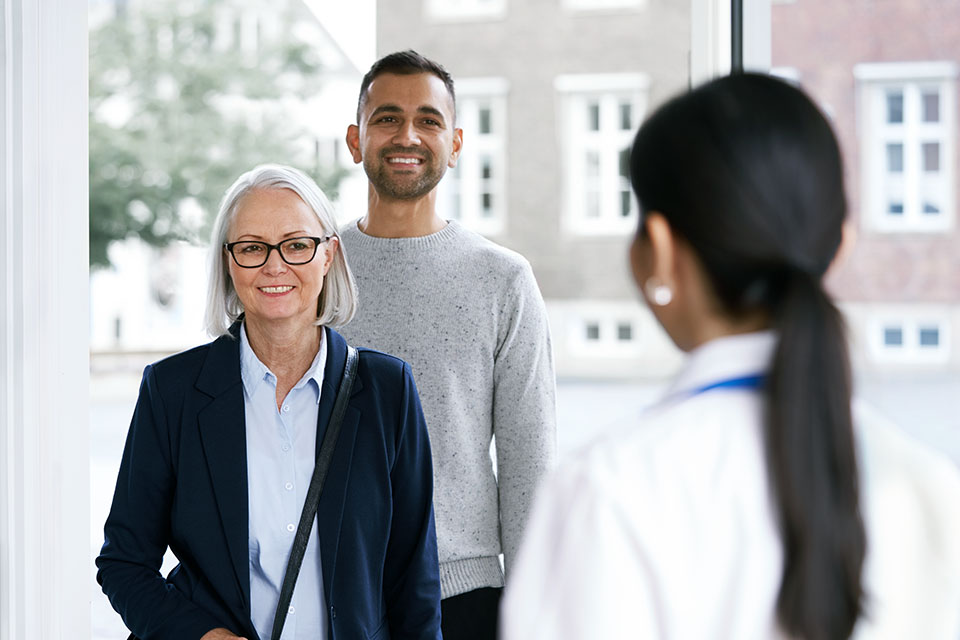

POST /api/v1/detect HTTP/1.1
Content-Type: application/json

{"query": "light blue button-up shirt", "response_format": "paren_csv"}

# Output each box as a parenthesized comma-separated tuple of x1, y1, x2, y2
(240, 324, 328, 640)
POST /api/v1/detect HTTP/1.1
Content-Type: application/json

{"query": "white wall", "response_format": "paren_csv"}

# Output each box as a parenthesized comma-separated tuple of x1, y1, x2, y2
(0, 0, 90, 637)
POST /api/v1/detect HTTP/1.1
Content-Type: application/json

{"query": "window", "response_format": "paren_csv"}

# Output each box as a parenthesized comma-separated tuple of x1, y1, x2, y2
(573, 314, 641, 354)
(855, 62, 957, 232)
(868, 313, 951, 364)
(585, 322, 601, 341)
(556, 73, 649, 235)
(438, 78, 508, 235)
(424, 0, 506, 22)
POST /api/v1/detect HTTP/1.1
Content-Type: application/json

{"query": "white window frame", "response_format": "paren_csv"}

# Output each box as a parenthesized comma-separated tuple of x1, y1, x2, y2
(555, 73, 650, 236)
(569, 311, 645, 358)
(439, 77, 508, 236)
(854, 61, 957, 233)
(1, 0, 90, 637)
(562, 0, 645, 13)
(867, 310, 952, 365)
(424, 0, 506, 23)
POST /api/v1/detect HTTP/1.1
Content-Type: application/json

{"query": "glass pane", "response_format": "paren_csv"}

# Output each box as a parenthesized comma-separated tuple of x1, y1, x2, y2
(886, 91, 903, 123)
(883, 327, 903, 346)
(587, 102, 600, 131)
(922, 141, 940, 172)
(481, 155, 492, 180)
(585, 323, 600, 341)
(619, 146, 630, 178)
(922, 91, 940, 123)
(617, 323, 633, 341)
(481, 192, 493, 216)
(923, 202, 940, 215)
(620, 190, 631, 217)
(585, 189, 600, 218)
(478, 106, 492, 134)
(919, 327, 940, 347)
(887, 201, 904, 215)
(619, 101, 632, 130)
(585, 150, 600, 177)
(886, 143, 903, 173)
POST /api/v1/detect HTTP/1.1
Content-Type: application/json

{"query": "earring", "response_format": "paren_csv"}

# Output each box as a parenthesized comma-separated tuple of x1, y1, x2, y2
(644, 277, 673, 306)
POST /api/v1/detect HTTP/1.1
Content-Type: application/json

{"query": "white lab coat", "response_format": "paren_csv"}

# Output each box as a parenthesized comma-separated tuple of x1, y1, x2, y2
(502, 331, 960, 640)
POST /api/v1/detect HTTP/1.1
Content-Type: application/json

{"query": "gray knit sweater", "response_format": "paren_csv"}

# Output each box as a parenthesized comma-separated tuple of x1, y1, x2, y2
(338, 220, 557, 599)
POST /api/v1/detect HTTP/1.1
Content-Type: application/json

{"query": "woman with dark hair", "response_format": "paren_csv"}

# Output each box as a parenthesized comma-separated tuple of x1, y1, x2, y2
(501, 74, 960, 639)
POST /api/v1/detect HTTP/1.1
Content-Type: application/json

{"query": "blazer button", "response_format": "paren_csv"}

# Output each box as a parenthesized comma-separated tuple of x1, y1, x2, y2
(330, 605, 336, 619)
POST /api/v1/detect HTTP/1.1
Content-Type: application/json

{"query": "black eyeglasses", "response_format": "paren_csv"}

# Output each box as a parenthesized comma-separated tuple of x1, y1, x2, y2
(224, 236, 334, 268)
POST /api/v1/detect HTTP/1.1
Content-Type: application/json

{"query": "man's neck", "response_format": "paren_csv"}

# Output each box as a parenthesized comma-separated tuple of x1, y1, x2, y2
(359, 185, 448, 238)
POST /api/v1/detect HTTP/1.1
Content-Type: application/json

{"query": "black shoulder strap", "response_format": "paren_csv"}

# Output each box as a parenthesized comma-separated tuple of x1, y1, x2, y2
(271, 344, 359, 640)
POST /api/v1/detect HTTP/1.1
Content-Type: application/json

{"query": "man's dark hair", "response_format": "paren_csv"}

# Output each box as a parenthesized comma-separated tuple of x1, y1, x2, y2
(356, 50, 456, 123)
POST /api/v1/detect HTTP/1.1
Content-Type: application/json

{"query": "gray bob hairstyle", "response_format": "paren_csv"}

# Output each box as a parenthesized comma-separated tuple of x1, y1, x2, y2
(203, 163, 358, 337)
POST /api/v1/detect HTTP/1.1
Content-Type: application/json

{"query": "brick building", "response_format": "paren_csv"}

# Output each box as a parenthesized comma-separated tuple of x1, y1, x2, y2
(772, 0, 960, 374)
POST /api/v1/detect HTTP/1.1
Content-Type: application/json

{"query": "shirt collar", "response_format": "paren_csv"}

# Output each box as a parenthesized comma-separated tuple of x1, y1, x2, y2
(239, 323, 327, 404)
(664, 330, 778, 399)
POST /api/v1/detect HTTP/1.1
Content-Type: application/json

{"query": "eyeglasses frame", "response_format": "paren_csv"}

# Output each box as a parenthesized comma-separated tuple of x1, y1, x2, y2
(223, 235, 335, 269)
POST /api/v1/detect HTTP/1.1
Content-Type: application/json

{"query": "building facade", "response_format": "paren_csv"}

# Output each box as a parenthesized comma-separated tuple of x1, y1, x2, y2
(772, 0, 960, 375)
(377, 0, 691, 379)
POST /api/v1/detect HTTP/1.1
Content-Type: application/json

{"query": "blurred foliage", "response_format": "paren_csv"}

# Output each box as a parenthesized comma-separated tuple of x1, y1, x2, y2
(89, 1, 348, 268)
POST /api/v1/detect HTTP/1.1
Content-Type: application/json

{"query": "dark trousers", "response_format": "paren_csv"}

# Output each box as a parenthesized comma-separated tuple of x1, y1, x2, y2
(441, 587, 503, 640)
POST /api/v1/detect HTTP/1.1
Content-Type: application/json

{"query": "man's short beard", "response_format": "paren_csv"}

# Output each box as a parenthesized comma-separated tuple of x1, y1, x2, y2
(364, 148, 447, 200)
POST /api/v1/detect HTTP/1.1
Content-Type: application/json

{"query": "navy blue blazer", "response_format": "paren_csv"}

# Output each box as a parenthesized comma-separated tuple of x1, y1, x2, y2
(97, 325, 442, 640)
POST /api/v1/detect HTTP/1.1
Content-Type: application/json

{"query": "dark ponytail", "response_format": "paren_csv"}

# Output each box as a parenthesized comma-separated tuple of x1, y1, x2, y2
(767, 270, 865, 640)
(630, 74, 866, 639)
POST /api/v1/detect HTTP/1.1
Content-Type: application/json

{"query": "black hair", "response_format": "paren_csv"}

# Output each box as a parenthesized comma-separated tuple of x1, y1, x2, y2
(356, 50, 456, 123)
(630, 73, 866, 640)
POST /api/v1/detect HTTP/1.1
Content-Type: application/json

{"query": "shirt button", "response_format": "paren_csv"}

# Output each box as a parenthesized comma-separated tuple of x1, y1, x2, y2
(285, 482, 293, 491)
(282, 405, 290, 413)
(286, 523, 295, 532)
(288, 605, 295, 615)
(282, 444, 290, 452)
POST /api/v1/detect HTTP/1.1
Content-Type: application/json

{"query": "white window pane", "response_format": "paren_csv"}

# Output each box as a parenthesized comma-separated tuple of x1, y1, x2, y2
(886, 143, 903, 173)
(922, 141, 940, 172)
(481, 192, 493, 217)
(617, 323, 633, 341)
(919, 327, 940, 347)
(586, 190, 600, 218)
(886, 90, 903, 123)
(585, 150, 600, 177)
(585, 323, 600, 341)
(478, 106, 492, 134)
(883, 326, 903, 346)
(620, 190, 631, 217)
(587, 102, 600, 131)
(922, 90, 940, 123)
(619, 102, 632, 130)
(619, 146, 631, 179)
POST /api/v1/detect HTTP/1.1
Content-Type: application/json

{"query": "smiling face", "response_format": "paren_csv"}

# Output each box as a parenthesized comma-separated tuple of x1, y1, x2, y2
(347, 72, 462, 201)
(226, 187, 336, 331)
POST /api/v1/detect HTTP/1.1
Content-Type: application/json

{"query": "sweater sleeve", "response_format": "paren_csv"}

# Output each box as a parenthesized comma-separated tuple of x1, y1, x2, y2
(492, 261, 558, 577)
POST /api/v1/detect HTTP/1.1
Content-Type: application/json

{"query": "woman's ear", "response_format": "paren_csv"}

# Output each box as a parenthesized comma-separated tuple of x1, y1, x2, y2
(827, 220, 857, 278)
(639, 212, 678, 306)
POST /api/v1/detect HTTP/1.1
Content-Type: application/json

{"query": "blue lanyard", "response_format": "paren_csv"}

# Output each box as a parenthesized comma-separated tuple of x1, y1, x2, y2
(690, 374, 766, 397)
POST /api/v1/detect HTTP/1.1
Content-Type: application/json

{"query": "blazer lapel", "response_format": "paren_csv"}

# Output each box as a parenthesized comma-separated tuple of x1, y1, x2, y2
(316, 328, 364, 596)
(195, 323, 251, 614)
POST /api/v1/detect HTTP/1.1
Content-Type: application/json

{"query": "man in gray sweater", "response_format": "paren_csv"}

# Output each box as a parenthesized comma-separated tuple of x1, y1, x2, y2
(340, 50, 557, 640)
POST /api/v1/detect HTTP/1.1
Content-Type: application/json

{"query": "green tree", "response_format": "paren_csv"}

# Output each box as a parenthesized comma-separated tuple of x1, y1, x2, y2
(89, 1, 347, 268)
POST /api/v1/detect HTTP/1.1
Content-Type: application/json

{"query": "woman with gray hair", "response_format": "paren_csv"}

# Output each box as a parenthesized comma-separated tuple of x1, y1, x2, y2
(97, 164, 442, 640)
